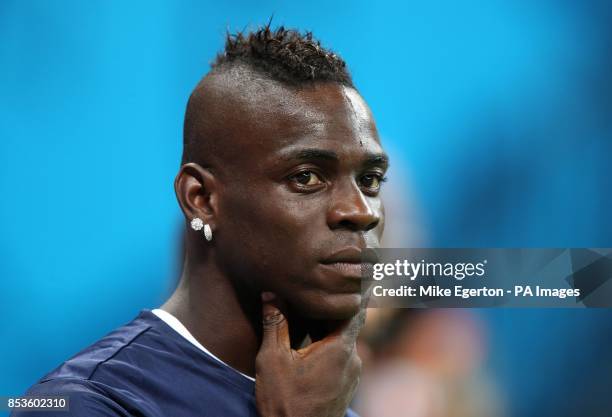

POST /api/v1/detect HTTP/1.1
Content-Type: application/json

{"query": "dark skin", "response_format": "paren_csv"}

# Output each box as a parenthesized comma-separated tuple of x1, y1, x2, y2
(162, 66, 387, 416)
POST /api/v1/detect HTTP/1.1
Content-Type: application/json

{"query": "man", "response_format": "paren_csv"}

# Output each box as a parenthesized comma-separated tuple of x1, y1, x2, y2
(14, 25, 388, 417)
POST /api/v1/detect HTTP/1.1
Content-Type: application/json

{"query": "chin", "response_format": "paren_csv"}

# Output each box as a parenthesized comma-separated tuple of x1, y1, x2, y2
(294, 292, 363, 320)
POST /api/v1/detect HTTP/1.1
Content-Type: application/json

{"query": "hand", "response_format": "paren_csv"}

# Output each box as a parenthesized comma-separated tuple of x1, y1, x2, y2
(255, 293, 365, 417)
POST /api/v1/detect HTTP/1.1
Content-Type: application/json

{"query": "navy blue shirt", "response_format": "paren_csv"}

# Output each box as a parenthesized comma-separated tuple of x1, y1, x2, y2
(12, 310, 359, 417)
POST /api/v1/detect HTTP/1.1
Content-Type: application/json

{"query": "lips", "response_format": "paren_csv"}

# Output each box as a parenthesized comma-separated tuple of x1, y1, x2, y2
(320, 247, 378, 265)
(319, 262, 363, 278)
(319, 247, 377, 280)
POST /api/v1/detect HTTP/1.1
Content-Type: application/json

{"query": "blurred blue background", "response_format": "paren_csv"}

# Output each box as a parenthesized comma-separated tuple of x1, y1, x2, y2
(1, 1, 612, 416)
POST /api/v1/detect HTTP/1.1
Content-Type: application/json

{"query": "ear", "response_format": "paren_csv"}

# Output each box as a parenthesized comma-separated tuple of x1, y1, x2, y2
(174, 163, 219, 231)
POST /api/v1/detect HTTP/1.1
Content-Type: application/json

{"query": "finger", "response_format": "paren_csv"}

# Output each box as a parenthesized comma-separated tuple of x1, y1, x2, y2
(260, 292, 291, 352)
(326, 307, 367, 343)
(342, 306, 367, 343)
(298, 308, 367, 356)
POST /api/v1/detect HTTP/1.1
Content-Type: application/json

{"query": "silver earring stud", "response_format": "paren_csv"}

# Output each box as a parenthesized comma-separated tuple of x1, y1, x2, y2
(190, 217, 204, 231)
(203, 224, 213, 242)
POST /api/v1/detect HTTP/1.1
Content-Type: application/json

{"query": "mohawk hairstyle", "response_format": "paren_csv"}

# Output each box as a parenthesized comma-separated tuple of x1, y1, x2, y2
(212, 24, 353, 87)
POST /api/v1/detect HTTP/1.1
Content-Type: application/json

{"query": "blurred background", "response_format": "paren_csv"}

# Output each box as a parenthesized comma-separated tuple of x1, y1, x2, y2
(2, 1, 612, 416)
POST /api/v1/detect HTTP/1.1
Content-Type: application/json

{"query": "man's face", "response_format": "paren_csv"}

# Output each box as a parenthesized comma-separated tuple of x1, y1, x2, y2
(213, 81, 387, 320)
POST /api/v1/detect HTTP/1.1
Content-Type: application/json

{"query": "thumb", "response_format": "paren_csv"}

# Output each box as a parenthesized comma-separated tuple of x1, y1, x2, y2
(259, 292, 291, 352)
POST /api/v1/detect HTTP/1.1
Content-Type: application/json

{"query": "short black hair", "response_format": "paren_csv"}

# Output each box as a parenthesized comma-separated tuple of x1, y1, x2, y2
(212, 24, 353, 87)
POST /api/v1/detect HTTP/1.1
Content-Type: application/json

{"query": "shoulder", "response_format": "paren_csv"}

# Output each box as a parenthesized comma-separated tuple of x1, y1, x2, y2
(16, 310, 243, 417)
(13, 311, 162, 416)
(10, 378, 128, 416)
(41, 311, 155, 382)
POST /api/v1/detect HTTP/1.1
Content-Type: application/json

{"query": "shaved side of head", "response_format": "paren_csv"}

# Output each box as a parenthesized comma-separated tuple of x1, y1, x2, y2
(181, 24, 355, 172)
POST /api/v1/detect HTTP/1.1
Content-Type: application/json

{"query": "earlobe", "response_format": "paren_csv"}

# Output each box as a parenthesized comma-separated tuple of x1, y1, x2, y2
(190, 217, 213, 242)
(174, 162, 218, 230)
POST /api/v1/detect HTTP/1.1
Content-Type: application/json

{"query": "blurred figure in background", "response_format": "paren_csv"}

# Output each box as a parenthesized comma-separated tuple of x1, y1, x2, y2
(355, 309, 504, 417)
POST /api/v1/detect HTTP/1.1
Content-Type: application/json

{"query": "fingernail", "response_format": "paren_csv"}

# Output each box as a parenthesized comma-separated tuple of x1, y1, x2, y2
(263, 310, 282, 323)
(261, 291, 276, 302)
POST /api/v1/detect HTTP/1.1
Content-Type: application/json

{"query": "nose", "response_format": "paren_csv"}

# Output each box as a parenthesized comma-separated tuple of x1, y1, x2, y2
(327, 180, 380, 232)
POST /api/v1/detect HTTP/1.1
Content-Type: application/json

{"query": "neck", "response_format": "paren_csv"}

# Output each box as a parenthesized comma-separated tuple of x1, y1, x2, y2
(161, 253, 308, 378)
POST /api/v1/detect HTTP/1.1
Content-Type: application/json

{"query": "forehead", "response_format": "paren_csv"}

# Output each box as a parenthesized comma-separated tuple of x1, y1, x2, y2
(233, 82, 383, 166)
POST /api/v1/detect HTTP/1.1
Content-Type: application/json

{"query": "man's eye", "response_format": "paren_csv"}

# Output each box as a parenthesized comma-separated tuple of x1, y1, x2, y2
(360, 173, 386, 190)
(292, 171, 323, 186)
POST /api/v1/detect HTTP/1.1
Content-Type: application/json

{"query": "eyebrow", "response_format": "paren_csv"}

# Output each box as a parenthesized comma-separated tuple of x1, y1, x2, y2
(281, 148, 389, 168)
(284, 149, 340, 162)
(363, 154, 390, 168)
